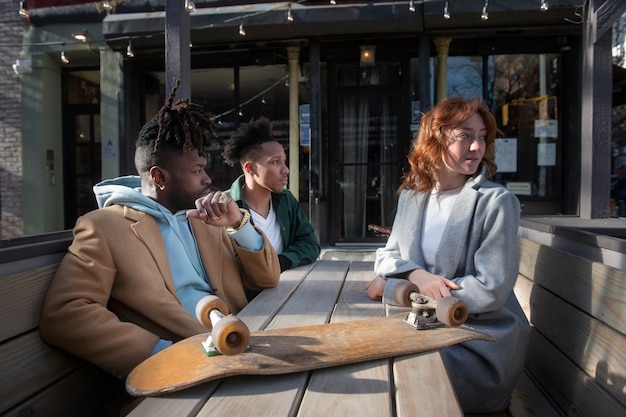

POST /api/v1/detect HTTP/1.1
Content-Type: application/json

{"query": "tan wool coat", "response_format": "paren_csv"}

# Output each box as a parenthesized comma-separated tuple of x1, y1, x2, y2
(40, 204, 280, 379)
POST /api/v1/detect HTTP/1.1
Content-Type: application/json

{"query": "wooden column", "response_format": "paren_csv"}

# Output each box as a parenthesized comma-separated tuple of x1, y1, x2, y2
(433, 37, 451, 104)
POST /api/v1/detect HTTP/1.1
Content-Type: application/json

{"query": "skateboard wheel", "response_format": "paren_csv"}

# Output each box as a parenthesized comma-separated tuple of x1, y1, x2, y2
(212, 315, 250, 355)
(392, 281, 420, 307)
(195, 295, 229, 328)
(436, 296, 468, 326)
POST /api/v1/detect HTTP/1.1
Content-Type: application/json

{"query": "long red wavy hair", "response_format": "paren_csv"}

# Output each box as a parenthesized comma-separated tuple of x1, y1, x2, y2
(399, 97, 497, 194)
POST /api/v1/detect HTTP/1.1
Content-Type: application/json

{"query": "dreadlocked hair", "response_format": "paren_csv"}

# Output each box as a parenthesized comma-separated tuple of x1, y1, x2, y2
(135, 80, 215, 174)
(222, 116, 275, 167)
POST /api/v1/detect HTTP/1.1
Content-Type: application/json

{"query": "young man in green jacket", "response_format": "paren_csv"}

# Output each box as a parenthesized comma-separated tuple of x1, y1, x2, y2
(223, 117, 320, 274)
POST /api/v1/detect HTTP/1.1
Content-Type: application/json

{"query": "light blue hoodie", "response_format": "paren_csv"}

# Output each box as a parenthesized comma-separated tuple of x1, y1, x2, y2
(94, 176, 213, 321)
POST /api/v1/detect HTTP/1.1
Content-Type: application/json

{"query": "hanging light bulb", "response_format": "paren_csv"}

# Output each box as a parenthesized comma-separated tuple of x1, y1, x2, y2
(238, 19, 246, 36)
(408, 0, 415, 12)
(126, 38, 134, 58)
(60, 50, 69, 64)
(102, 1, 113, 12)
(287, 2, 294, 22)
(481, 0, 489, 20)
(185, 0, 196, 12)
(19, 0, 28, 17)
(443, 1, 450, 19)
(540, 1, 549, 11)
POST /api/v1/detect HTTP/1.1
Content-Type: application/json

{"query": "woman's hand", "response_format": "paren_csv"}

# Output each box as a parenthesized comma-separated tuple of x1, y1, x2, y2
(407, 269, 460, 300)
(187, 191, 242, 228)
(365, 276, 386, 300)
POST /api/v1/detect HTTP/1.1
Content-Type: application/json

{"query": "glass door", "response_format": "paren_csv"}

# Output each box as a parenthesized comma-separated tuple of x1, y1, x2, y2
(329, 61, 407, 243)
(63, 71, 101, 228)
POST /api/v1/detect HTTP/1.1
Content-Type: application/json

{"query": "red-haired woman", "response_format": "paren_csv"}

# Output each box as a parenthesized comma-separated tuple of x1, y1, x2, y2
(366, 97, 530, 414)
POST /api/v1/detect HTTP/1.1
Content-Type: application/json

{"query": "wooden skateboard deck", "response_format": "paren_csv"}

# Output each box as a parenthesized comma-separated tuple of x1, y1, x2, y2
(126, 314, 494, 396)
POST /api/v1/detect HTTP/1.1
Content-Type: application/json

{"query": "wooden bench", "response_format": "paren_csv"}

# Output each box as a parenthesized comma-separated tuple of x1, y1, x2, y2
(0, 231, 127, 417)
(509, 236, 626, 417)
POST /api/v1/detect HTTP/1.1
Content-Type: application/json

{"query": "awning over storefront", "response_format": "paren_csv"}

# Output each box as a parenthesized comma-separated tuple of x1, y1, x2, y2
(102, 2, 424, 52)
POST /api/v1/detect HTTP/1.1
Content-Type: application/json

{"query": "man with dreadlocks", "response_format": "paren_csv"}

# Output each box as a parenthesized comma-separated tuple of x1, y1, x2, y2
(40, 83, 280, 380)
(223, 116, 320, 275)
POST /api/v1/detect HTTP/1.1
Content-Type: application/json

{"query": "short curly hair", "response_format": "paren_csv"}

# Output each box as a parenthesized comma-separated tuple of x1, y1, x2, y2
(135, 80, 214, 174)
(222, 117, 276, 167)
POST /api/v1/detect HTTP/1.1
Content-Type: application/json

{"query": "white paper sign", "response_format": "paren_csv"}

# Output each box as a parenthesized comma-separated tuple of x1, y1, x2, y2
(537, 143, 556, 166)
(534, 120, 558, 138)
(495, 138, 517, 173)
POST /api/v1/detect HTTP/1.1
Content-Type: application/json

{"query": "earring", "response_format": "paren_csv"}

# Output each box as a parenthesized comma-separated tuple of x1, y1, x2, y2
(158, 184, 166, 191)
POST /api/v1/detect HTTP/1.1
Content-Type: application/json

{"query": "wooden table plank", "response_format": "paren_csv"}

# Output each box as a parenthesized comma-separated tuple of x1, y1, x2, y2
(126, 382, 218, 417)
(394, 352, 463, 417)
(194, 260, 351, 417)
(297, 261, 395, 416)
(386, 293, 463, 416)
(239, 262, 316, 331)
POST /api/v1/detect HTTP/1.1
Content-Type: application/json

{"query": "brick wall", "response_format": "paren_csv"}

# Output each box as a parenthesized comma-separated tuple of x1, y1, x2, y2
(0, 2, 26, 238)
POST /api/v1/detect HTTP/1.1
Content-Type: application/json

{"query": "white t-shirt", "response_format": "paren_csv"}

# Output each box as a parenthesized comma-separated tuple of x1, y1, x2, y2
(421, 186, 462, 272)
(249, 201, 284, 254)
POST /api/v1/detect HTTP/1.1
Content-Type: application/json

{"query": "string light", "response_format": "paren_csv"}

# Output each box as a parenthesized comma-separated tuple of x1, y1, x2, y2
(238, 19, 246, 36)
(443, 1, 450, 19)
(540, 1, 549, 11)
(287, 2, 294, 22)
(126, 38, 134, 58)
(60, 50, 69, 64)
(185, 0, 196, 13)
(18, 0, 28, 17)
(481, 0, 489, 20)
(409, 0, 415, 12)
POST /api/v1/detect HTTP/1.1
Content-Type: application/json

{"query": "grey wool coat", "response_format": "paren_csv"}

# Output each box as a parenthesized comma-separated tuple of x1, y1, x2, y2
(375, 171, 530, 414)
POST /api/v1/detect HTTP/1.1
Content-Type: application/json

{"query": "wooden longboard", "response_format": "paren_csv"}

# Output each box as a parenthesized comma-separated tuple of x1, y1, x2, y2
(126, 314, 494, 396)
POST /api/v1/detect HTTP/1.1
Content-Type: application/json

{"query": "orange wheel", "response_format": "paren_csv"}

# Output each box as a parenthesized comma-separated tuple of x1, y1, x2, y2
(195, 295, 229, 328)
(211, 315, 250, 355)
(436, 296, 468, 326)
(391, 281, 420, 307)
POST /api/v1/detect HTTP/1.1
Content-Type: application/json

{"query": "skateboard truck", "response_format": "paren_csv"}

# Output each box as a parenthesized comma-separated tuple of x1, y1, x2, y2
(195, 295, 250, 357)
(392, 281, 469, 329)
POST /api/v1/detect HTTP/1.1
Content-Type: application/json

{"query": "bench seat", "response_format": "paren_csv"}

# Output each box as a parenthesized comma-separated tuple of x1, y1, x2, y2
(0, 231, 126, 417)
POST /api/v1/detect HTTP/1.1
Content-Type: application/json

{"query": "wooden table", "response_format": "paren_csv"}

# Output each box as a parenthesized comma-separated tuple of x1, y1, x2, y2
(128, 260, 463, 417)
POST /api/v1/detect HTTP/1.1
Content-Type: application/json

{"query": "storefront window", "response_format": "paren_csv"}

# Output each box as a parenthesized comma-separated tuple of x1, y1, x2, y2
(447, 54, 564, 214)
(146, 65, 290, 190)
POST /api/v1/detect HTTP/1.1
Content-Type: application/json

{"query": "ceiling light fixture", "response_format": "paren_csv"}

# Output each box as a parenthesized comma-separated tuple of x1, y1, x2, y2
(102, 1, 113, 12)
(238, 19, 246, 36)
(72, 31, 88, 42)
(409, 0, 415, 12)
(540, 1, 549, 11)
(60, 50, 69, 64)
(185, 0, 196, 13)
(360, 45, 376, 67)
